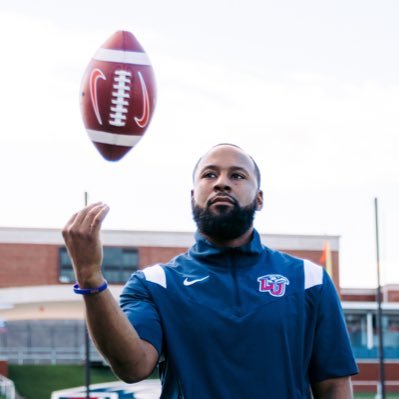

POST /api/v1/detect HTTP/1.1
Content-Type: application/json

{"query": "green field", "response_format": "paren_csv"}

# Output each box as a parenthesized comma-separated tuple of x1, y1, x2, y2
(6, 365, 399, 399)
(9, 364, 120, 399)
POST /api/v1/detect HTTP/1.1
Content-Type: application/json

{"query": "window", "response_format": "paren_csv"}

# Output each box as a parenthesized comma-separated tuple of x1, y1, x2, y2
(385, 314, 399, 353)
(344, 310, 399, 359)
(345, 313, 368, 347)
(59, 247, 139, 284)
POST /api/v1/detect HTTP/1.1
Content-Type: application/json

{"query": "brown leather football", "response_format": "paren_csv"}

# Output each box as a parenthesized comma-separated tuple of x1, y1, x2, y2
(80, 31, 156, 161)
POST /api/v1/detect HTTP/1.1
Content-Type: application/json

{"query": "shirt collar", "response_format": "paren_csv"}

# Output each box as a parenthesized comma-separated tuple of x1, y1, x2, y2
(189, 229, 264, 267)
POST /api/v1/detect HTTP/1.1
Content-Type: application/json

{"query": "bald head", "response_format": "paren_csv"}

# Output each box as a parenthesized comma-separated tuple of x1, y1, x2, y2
(192, 144, 261, 189)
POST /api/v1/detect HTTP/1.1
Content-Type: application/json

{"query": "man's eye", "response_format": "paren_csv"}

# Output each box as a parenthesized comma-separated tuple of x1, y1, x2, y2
(232, 173, 245, 179)
(203, 172, 216, 178)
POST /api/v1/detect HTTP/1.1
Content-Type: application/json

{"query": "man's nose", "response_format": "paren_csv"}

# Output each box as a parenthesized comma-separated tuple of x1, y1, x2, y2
(213, 174, 231, 191)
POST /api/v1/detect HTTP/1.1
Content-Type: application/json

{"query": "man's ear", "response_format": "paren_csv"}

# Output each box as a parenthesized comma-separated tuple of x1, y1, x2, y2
(256, 190, 264, 211)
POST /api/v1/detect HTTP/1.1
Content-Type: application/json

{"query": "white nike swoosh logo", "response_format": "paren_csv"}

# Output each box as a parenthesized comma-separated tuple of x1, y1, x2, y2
(89, 68, 106, 125)
(183, 276, 210, 286)
(134, 71, 151, 128)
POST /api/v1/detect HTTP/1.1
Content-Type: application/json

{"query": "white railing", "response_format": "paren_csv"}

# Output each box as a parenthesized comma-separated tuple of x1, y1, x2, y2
(0, 375, 15, 399)
(0, 347, 105, 365)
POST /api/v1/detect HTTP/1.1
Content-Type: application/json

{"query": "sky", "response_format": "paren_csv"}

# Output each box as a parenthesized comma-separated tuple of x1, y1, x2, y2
(0, 0, 398, 288)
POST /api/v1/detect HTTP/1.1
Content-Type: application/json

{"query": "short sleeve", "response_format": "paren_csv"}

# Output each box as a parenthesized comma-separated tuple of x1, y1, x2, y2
(119, 271, 163, 355)
(308, 271, 359, 382)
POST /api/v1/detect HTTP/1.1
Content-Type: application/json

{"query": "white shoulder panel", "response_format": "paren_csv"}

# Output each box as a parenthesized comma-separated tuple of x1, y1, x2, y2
(142, 264, 167, 289)
(304, 260, 323, 290)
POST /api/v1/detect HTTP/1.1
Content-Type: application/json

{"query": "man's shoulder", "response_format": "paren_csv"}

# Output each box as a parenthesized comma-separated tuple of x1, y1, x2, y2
(262, 245, 325, 290)
(263, 245, 304, 268)
(134, 251, 193, 285)
(139, 263, 168, 288)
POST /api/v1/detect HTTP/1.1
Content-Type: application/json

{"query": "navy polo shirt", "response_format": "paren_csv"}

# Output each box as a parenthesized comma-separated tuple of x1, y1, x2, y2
(120, 230, 358, 398)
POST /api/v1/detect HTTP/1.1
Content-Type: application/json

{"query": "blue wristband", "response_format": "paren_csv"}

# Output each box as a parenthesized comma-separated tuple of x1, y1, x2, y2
(73, 280, 108, 295)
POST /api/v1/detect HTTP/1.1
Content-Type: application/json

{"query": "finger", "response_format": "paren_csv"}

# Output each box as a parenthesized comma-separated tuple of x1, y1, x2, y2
(82, 203, 108, 228)
(89, 204, 110, 234)
(70, 202, 103, 228)
(64, 211, 78, 231)
(62, 214, 77, 246)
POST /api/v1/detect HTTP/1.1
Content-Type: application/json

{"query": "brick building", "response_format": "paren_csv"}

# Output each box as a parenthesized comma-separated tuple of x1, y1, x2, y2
(0, 227, 398, 394)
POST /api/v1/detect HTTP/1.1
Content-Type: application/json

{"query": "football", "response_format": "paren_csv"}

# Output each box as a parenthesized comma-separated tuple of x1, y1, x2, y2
(80, 31, 156, 161)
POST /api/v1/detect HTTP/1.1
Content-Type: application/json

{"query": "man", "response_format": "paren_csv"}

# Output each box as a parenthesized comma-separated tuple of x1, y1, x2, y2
(63, 144, 358, 398)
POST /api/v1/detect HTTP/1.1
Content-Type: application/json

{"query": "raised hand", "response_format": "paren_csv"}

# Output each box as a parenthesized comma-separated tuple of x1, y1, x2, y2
(62, 202, 110, 287)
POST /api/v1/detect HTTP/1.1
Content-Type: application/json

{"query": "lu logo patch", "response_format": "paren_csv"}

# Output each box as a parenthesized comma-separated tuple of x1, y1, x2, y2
(257, 274, 289, 297)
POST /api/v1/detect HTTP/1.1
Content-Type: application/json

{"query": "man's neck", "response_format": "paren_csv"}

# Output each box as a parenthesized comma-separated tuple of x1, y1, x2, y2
(202, 227, 254, 248)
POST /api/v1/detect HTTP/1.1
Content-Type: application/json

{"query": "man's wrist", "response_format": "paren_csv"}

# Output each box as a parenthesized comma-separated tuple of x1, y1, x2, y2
(74, 280, 108, 295)
(76, 272, 105, 289)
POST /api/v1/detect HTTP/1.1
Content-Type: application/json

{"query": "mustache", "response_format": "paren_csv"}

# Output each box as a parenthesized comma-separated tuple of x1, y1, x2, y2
(207, 194, 238, 207)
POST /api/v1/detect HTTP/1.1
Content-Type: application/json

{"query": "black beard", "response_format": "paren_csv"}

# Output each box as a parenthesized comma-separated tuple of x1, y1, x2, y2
(192, 198, 257, 241)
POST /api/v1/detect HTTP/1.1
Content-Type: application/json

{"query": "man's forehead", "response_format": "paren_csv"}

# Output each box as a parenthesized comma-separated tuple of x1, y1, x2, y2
(192, 144, 261, 188)
(197, 145, 254, 171)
